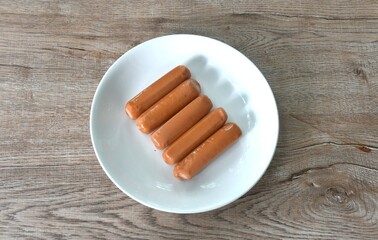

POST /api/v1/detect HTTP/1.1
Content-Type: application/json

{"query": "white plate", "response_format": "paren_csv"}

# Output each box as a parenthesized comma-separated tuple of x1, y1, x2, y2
(90, 34, 279, 213)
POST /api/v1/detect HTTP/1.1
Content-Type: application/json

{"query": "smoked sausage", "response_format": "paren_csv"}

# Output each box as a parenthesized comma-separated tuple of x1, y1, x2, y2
(136, 79, 200, 134)
(163, 108, 227, 164)
(125, 65, 190, 119)
(151, 95, 212, 150)
(174, 123, 242, 180)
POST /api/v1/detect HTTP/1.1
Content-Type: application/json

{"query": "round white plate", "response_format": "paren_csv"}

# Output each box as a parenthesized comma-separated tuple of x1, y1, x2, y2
(90, 34, 279, 213)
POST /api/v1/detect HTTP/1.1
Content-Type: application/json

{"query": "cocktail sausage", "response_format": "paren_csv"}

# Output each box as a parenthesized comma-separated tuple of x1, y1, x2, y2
(174, 123, 242, 180)
(151, 95, 212, 150)
(136, 79, 201, 134)
(163, 108, 227, 164)
(125, 65, 190, 119)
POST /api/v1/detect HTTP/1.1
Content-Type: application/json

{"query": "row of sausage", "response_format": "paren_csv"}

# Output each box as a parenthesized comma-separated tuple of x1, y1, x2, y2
(125, 65, 241, 180)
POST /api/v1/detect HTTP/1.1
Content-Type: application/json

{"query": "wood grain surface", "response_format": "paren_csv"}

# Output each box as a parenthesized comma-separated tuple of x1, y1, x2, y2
(1, 1, 377, 239)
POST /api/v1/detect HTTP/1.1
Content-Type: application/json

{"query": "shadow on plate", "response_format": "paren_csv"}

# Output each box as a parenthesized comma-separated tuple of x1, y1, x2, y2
(185, 55, 255, 134)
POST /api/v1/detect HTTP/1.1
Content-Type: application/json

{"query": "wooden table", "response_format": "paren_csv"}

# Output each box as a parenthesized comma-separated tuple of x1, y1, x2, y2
(1, 1, 377, 239)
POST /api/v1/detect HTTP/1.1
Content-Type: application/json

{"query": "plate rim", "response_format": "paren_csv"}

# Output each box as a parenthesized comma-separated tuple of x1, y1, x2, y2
(90, 34, 279, 214)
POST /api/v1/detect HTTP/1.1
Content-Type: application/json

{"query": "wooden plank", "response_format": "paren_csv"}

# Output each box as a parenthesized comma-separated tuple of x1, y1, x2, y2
(0, 0, 377, 239)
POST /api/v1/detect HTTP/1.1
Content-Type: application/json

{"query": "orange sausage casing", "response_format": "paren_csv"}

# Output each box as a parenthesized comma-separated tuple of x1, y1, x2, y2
(151, 95, 213, 150)
(174, 122, 242, 181)
(125, 65, 190, 119)
(136, 79, 201, 134)
(163, 108, 227, 165)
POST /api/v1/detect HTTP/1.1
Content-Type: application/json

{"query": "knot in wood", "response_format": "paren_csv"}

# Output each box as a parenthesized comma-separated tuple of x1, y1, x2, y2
(325, 187, 350, 204)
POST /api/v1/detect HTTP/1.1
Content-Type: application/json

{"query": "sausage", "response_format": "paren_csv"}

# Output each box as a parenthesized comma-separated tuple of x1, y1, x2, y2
(151, 95, 212, 150)
(163, 108, 227, 165)
(173, 122, 242, 180)
(125, 65, 190, 119)
(136, 79, 201, 134)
